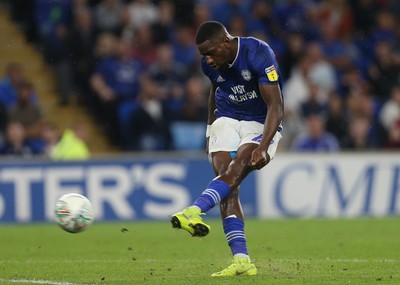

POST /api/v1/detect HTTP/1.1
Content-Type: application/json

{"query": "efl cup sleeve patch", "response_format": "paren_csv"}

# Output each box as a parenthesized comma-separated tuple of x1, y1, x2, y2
(265, 65, 278, 82)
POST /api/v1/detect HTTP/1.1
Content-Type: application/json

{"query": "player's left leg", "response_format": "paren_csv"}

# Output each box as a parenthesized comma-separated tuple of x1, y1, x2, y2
(211, 188, 257, 277)
(210, 128, 282, 276)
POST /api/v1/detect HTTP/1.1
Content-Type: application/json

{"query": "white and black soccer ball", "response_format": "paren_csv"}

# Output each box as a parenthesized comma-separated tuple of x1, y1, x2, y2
(55, 193, 94, 233)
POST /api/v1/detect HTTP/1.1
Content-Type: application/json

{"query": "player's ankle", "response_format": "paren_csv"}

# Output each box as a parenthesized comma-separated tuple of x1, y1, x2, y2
(234, 253, 249, 259)
(187, 205, 201, 213)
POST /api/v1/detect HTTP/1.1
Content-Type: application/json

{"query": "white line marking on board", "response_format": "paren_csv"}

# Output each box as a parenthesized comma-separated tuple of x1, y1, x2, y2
(0, 279, 96, 285)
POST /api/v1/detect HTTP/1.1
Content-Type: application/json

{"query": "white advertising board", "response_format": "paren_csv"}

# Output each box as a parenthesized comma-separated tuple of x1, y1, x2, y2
(257, 153, 400, 218)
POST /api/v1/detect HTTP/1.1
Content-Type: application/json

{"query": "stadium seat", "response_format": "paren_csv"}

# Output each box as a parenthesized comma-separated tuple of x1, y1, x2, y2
(171, 121, 206, 151)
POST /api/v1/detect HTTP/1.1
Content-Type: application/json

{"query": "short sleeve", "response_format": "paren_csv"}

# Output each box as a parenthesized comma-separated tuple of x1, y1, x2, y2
(252, 43, 280, 85)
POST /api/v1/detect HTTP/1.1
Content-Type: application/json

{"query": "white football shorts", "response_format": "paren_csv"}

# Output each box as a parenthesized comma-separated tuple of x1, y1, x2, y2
(208, 116, 282, 160)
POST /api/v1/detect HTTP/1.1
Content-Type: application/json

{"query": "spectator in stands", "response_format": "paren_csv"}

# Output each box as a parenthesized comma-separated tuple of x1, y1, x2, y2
(172, 25, 198, 67)
(7, 0, 37, 42)
(368, 41, 400, 102)
(7, 0, 398, 153)
(370, 9, 397, 45)
(350, 0, 378, 39)
(51, 123, 90, 160)
(151, 0, 176, 44)
(8, 81, 43, 139)
(0, 121, 36, 157)
(41, 122, 61, 159)
(291, 111, 340, 152)
(281, 56, 311, 149)
(346, 90, 385, 147)
(193, 1, 211, 31)
(247, 0, 273, 37)
(147, 43, 186, 117)
(0, 101, 7, 137)
(306, 42, 337, 101)
(34, 0, 72, 43)
(0, 63, 29, 109)
(129, 75, 172, 151)
(68, 7, 96, 104)
(227, 13, 247, 37)
(46, 23, 74, 106)
(130, 24, 158, 67)
(388, 0, 400, 14)
(342, 114, 374, 150)
(90, 38, 144, 147)
(211, 0, 249, 28)
(317, 0, 353, 39)
(318, 24, 353, 73)
(383, 118, 400, 149)
(280, 32, 305, 79)
(300, 83, 327, 120)
(170, 77, 208, 151)
(283, 55, 312, 112)
(178, 76, 208, 122)
(171, 0, 195, 26)
(93, 0, 125, 36)
(84, 33, 118, 118)
(94, 33, 118, 60)
(379, 86, 400, 138)
(273, 0, 312, 35)
(34, 0, 74, 105)
(125, 0, 159, 32)
(325, 93, 348, 147)
(338, 66, 368, 99)
(394, 31, 400, 66)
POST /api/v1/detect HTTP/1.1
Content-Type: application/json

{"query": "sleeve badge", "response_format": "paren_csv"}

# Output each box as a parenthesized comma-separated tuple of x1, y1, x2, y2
(265, 65, 278, 82)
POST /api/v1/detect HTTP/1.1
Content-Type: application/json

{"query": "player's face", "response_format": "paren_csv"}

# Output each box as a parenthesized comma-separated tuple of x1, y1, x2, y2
(197, 37, 231, 71)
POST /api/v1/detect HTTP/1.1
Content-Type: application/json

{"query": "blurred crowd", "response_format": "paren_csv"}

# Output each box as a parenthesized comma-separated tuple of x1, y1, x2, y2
(2, 0, 400, 155)
(0, 62, 90, 159)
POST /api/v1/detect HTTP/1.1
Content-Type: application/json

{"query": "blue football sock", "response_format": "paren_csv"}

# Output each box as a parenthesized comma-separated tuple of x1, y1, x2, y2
(192, 179, 231, 213)
(223, 216, 248, 256)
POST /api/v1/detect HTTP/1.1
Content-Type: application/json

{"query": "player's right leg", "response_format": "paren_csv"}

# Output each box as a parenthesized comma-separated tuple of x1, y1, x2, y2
(170, 206, 210, 237)
(170, 151, 233, 237)
(171, 118, 238, 237)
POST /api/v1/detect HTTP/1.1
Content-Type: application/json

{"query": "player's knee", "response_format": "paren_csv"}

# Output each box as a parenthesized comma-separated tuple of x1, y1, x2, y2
(218, 156, 251, 189)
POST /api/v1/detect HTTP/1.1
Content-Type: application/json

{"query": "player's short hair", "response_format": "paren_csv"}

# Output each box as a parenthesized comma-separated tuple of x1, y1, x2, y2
(195, 21, 226, 45)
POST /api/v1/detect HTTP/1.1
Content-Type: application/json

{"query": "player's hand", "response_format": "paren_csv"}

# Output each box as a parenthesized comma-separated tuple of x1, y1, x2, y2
(250, 147, 268, 170)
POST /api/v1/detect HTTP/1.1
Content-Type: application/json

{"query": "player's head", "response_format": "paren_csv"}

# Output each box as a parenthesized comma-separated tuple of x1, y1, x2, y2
(195, 21, 236, 70)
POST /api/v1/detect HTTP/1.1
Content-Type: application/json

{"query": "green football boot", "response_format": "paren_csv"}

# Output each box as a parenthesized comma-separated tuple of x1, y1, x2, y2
(211, 256, 258, 277)
(170, 206, 210, 237)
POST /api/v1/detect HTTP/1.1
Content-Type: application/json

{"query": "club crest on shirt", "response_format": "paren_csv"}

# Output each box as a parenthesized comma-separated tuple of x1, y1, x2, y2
(241, 69, 251, 81)
(265, 65, 278, 82)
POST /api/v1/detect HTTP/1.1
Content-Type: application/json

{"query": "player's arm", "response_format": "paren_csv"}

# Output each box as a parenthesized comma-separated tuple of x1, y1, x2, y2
(207, 83, 217, 125)
(206, 83, 217, 155)
(250, 83, 283, 169)
(90, 72, 115, 101)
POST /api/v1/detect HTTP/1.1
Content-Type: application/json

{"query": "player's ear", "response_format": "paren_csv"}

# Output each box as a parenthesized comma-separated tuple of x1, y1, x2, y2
(223, 36, 230, 47)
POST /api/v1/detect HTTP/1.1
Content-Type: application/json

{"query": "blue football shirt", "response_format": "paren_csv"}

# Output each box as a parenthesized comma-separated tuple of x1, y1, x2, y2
(201, 37, 283, 123)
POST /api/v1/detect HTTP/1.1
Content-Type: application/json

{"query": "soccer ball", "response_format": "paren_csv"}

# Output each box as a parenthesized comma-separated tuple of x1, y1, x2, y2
(55, 193, 94, 233)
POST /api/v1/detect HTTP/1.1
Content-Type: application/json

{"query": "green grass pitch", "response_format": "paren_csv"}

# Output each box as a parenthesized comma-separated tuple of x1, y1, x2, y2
(1, 218, 400, 285)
